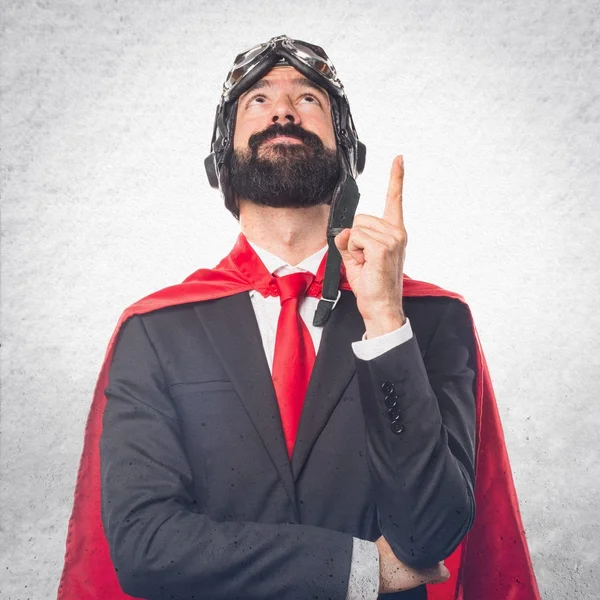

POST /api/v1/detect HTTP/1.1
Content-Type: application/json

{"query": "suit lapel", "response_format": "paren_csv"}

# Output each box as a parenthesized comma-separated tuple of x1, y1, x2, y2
(193, 293, 298, 517)
(291, 290, 365, 480)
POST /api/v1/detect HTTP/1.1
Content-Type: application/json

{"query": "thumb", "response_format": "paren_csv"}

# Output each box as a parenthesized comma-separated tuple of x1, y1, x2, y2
(335, 228, 365, 267)
(334, 228, 352, 257)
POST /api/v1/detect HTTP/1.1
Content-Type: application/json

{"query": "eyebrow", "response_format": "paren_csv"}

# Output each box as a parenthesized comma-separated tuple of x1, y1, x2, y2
(240, 77, 329, 100)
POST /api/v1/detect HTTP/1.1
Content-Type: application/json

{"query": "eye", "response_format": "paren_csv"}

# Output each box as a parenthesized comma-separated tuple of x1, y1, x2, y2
(247, 94, 267, 106)
(300, 94, 320, 104)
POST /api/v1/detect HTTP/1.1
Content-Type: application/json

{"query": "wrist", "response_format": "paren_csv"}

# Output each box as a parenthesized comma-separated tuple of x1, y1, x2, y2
(363, 311, 406, 339)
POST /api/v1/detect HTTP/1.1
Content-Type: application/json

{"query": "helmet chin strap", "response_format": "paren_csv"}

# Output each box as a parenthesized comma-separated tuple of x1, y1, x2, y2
(313, 157, 360, 327)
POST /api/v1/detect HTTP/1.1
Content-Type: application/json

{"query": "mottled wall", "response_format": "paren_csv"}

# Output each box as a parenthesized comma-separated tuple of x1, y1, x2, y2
(1, 1, 598, 598)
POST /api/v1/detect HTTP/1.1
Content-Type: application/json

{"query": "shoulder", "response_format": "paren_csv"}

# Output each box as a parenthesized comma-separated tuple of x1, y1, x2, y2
(113, 303, 201, 351)
(404, 294, 471, 323)
(117, 271, 250, 333)
(403, 295, 475, 356)
(401, 275, 471, 328)
(118, 290, 251, 350)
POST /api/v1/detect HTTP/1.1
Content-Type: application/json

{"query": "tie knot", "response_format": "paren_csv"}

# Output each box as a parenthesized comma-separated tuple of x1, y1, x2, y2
(274, 272, 314, 304)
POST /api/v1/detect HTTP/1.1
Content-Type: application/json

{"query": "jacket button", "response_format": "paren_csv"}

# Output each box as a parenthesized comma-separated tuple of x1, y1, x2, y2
(388, 407, 401, 421)
(381, 381, 395, 395)
(391, 421, 404, 434)
(384, 394, 398, 408)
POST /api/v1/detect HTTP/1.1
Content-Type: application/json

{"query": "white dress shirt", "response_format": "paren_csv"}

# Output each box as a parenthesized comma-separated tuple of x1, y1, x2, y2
(246, 239, 414, 600)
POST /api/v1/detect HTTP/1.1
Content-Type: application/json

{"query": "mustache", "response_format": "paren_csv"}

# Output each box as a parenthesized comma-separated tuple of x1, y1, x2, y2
(247, 123, 325, 152)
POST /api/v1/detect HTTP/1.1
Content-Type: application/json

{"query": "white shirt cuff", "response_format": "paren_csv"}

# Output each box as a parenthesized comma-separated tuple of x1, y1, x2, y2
(346, 537, 380, 600)
(351, 318, 413, 361)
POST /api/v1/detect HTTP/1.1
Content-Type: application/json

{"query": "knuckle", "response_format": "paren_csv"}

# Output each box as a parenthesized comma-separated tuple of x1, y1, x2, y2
(375, 244, 387, 258)
(398, 228, 408, 246)
(385, 235, 401, 252)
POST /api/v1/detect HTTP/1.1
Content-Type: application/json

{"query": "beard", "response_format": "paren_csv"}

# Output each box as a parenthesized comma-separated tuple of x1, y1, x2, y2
(226, 122, 340, 209)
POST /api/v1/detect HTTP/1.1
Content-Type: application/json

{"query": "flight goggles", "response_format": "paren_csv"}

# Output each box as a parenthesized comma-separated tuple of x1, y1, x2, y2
(221, 35, 345, 102)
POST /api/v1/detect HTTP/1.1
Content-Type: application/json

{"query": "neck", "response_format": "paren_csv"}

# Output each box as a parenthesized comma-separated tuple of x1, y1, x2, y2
(238, 201, 329, 266)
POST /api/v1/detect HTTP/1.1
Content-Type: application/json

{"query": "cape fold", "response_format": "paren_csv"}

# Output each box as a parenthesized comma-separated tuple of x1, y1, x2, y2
(57, 234, 540, 600)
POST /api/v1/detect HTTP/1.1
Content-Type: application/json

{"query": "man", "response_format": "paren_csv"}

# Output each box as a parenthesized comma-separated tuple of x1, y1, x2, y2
(58, 36, 540, 599)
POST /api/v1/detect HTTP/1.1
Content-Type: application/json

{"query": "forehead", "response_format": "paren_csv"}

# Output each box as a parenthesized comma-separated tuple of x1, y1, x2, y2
(239, 66, 329, 99)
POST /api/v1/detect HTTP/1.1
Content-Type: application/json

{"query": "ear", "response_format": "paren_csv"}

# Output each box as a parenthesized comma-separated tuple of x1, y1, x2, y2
(204, 153, 219, 188)
(356, 141, 366, 174)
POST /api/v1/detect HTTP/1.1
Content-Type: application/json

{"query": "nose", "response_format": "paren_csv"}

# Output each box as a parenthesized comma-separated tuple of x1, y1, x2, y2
(270, 95, 300, 125)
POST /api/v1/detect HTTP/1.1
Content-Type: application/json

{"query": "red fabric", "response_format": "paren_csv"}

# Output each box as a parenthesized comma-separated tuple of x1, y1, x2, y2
(272, 273, 318, 458)
(57, 233, 540, 600)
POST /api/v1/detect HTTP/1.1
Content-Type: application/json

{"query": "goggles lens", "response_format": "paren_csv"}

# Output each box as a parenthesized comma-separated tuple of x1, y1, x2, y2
(283, 39, 338, 81)
(222, 35, 343, 99)
(223, 43, 271, 95)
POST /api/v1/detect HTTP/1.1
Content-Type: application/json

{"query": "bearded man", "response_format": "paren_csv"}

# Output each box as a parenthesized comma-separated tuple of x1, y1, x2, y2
(57, 35, 540, 600)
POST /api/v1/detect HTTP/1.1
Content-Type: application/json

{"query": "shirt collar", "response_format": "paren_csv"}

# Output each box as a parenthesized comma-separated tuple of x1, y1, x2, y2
(247, 239, 328, 277)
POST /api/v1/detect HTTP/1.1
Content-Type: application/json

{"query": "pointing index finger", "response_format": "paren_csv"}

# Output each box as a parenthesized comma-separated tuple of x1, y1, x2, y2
(383, 155, 404, 227)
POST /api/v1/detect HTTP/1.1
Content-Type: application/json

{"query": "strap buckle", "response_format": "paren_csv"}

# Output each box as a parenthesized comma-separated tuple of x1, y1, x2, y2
(320, 289, 341, 311)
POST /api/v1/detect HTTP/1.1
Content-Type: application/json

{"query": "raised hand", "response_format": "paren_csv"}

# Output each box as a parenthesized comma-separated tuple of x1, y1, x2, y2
(334, 155, 407, 338)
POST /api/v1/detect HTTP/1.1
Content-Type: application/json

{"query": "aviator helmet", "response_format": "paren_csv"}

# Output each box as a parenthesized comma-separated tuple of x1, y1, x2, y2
(204, 34, 367, 218)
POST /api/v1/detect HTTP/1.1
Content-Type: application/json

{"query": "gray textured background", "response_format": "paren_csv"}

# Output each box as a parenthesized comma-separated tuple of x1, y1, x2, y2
(1, 1, 599, 598)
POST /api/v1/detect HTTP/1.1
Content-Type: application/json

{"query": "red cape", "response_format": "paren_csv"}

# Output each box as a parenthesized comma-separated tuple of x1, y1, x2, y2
(57, 234, 540, 599)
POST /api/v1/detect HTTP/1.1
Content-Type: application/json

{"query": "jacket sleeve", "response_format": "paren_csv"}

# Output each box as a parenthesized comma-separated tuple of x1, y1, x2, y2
(354, 298, 477, 569)
(100, 314, 353, 600)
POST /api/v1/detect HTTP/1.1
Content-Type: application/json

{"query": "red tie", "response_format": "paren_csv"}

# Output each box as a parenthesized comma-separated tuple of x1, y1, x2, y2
(272, 272, 317, 459)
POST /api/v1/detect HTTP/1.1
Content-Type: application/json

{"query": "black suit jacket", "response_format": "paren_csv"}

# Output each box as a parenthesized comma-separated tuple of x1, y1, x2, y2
(100, 290, 477, 600)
